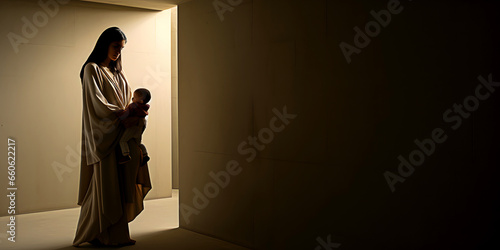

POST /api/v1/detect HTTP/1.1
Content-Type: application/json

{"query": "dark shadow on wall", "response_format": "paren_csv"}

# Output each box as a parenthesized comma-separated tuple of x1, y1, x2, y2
(178, 0, 500, 249)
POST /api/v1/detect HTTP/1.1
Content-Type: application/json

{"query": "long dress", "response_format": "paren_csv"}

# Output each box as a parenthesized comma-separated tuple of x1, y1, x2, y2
(72, 62, 152, 246)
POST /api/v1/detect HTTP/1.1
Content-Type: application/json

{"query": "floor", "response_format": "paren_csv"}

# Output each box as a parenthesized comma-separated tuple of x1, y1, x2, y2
(0, 189, 249, 250)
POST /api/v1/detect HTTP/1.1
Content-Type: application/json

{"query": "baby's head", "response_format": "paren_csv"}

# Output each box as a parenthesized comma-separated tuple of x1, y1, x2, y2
(132, 88, 151, 104)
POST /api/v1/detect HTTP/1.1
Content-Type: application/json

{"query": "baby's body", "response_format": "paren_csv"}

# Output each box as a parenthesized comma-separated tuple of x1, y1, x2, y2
(117, 88, 151, 164)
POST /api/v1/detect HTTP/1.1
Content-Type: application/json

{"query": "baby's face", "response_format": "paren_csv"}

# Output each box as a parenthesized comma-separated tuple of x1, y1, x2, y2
(132, 92, 143, 104)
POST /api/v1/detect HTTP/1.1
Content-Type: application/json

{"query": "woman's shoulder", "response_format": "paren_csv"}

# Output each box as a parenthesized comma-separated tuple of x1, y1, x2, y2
(84, 62, 99, 71)
(83, 62, 101, 76)
(81, 62, 104, 85)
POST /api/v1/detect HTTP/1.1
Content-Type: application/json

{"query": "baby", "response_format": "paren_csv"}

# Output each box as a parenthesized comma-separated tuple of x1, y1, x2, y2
(116, 88, 151, 165)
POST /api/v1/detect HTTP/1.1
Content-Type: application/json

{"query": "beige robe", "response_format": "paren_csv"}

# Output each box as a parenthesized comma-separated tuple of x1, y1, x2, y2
(73, 62, 152, 246)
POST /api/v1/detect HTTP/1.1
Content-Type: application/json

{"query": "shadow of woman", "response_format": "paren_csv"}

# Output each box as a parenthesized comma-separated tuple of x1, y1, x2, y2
(65, 228, 250, 249)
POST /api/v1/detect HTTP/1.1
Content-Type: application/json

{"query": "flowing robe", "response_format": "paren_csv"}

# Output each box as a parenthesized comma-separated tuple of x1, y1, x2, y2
(73, 62, 152, 246)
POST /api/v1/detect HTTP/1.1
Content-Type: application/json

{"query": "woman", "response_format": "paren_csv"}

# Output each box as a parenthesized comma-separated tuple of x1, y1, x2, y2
(72, 27, 152, 247)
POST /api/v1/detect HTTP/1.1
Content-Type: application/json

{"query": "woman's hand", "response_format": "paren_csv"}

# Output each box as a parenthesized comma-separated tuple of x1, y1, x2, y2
(114, 109, 129, 121)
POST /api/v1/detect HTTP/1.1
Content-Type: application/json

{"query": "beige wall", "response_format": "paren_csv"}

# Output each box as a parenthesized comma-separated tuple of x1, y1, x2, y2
(178, 0, 500, 249)
(171, 6, 179, 189)
(0, 0, 173, 216)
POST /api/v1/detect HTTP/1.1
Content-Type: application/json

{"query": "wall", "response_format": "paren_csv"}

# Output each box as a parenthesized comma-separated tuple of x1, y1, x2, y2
(178, 0, 500, 249)
(0, 0, 173, 216)
(171, 6, 179, 189)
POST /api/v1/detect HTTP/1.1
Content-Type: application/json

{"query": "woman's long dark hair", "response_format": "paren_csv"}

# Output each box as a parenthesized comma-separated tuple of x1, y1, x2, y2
(79, 27, 127, 83)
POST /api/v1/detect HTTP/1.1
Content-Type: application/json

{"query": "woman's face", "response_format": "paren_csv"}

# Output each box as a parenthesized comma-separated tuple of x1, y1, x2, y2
(107, 40, 125, 61)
